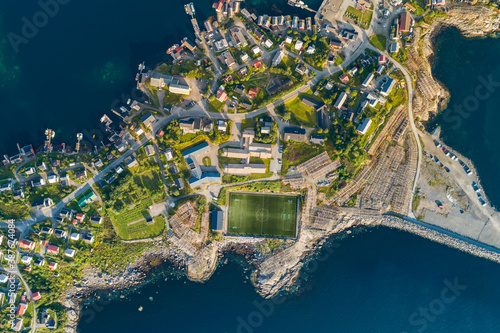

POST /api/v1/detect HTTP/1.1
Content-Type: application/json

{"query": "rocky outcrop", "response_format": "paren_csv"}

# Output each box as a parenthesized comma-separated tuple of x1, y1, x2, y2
(416, 5, 500, 121)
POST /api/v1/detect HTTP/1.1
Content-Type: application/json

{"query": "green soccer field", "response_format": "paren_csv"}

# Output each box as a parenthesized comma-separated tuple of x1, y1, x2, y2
(227, 192, 298, 238)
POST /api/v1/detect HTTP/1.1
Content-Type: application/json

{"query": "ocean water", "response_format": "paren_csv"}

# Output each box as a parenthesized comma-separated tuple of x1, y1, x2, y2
(431, 27, 500, 209)
(79, 227, 500, 333)
(0, 0, 319, 156)
(0, 0, 211, 155)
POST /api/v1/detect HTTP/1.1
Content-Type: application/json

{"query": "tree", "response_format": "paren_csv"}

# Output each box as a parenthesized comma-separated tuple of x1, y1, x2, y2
(283, 111, 291, 121)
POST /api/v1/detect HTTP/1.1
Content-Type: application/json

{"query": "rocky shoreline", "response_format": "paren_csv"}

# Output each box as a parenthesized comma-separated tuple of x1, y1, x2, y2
(416, 4, 500, 121)
(61, 5, 500, 333)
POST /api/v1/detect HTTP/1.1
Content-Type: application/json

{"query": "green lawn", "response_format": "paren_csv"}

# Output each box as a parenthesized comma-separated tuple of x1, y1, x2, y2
(370, 34, 387, 51)
(124, 215, 166, 240)
(227, 192, 298, 237)
(285, 97, 318, 128)
(344, 6, 363, 23)
(361, 10, 373, 30)
(208, 95, 225, 112)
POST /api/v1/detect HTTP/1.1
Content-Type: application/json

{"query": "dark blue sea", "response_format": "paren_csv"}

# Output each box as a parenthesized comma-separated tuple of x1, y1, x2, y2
(1, 1, 500, 332)
(78, 227, 500, 333)
(431, 27, 500, 208)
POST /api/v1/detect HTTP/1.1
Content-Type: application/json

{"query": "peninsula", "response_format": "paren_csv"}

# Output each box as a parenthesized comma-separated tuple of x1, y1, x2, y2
(0, 0, 500, 332)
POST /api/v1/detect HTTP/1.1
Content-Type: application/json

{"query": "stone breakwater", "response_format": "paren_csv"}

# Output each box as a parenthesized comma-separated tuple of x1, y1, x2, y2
(62, 208, 500, 332)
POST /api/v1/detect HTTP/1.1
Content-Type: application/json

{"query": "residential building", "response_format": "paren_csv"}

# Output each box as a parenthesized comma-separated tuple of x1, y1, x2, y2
(47, 174, 59, 184)
(263, 39, 273, 48)
(285, 35, 293, 44)
(13, 189, 24, 200)
(20, 239, 35, 250)
(64, 248, 76, 258)
(31, 178, 46, 188)
(330, 38, 343, 49)
(294, 40, 303, 51)
(21, 256, 32, 265)
(334, 91, 348, 109)
(145, 145, 156, 156)
(362, 73, 375, 87)
(376, 65, 385, 75)
(341, 29, 358, 42)
(222, 51, 237, 69)
(357, 118, 372, 135)
(169, 83, 191, 95)
(32, 198, 53, 210)
(150, 72, 173, 88)
(175, 177, 184, 190)
(340, 74, 349, 83)
(48, 262, 58, 271)
(306, 44, 315, 54)
(251, 45, 261, 55)
(283, 127, 306, 142)
(46, 245, 60, 255)
(223, 164, 266, 175)
(140, 113, 156, 129)
(272, 49, 285, 67)
(125, 156, 139, 168)
(380, 78, 396, 96)
(74, 169, 87, 180)
(248, 87, 259, 99)
(164, 148, 174, 161)
(310, 135, 325, 145)
(70, 233, 81, 241)
(389, 42, 399, 53)
(216, 89, 227, 102)
(32, 292, 41, 301)
(0, 274, 8, 283)
(90, 215, 103, 225)
(379, 55, 387, 64)
(295, 63, 308, 75)
(240, 52, 249, 63)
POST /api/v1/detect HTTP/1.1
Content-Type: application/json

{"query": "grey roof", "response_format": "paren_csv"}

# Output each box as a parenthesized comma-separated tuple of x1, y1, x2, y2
(211, 210, 224, 231)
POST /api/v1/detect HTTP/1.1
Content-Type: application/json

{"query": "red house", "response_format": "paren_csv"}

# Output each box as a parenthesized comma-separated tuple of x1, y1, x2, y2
(248, 87, 259, 99)
(340, 74, 349, 83)
(20, 239, 35, 251)
(32, 292, 41, 301)
(252, 60, 263, 69)
(46, 245, 59, 256)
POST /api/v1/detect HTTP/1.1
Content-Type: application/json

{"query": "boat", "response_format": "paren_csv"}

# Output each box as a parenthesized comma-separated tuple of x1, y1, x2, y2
(184, 4, 189, 14)
(190, 2, 195, 15)
(166, 44, 179, 54)
(135, 73, 139, 81)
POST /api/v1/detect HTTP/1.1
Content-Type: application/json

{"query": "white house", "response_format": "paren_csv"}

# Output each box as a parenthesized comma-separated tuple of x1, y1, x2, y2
(294, 40, 303, 51)
(64, 248, 76, 258)
(70, 233, 81, 241)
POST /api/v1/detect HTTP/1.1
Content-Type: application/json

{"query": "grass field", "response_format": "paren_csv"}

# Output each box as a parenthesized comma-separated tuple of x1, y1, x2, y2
(285, 97, 317, 128)
(369, 34, 387, 51)
(227, 192, 298, 237)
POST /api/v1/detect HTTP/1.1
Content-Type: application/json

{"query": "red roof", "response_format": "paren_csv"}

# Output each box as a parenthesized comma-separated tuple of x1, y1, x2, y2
(32, 292, 41, 301)
(253, 60, 262, 69)
(20, 239, 34, 250)
(379, 55, 386, 63)
(340, 74, 349, 83)
(248, 87, 259, 98)
(16, 303, 27, 315)
(47, 245, 59, 255)
(216, 90, 227, 102)
(399, 12, 411, 32)
(76, 213, 84, 220)
(48, 262, 58, 271)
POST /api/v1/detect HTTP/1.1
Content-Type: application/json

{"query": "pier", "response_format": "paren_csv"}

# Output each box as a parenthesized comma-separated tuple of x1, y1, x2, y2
(287, 0, 317, 13)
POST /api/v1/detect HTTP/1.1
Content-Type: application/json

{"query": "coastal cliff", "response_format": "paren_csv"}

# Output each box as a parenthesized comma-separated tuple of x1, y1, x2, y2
(414, 4, 500, 121)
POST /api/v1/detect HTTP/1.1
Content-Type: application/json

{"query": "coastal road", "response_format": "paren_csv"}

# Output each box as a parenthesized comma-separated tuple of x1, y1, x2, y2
(365, 43, 422, 218)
